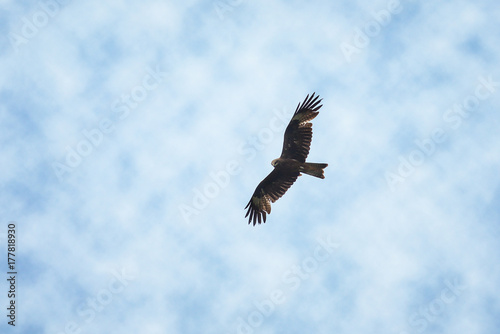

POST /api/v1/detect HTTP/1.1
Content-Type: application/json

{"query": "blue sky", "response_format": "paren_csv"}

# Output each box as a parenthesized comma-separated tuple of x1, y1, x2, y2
(1, 0, 500, 333)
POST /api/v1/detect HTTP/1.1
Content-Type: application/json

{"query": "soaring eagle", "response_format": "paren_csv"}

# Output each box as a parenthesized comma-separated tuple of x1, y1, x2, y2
(245, 93, 328, 225)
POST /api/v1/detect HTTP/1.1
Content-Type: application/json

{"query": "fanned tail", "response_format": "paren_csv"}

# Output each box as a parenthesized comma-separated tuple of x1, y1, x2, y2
(301, 163, 328, 179)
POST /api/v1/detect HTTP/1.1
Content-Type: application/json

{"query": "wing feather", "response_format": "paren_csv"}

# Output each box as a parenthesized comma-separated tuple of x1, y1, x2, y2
(245, 167, 300, 225)
(280, 93, 322, 162)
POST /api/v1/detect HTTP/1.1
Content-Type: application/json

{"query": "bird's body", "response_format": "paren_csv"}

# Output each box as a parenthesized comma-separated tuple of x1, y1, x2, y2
(272, 158, 327, 178)
(245, 93, 328, 225)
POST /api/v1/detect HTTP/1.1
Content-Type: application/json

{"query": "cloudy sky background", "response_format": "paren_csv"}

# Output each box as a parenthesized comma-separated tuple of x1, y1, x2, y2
(1, 0, 499, 333)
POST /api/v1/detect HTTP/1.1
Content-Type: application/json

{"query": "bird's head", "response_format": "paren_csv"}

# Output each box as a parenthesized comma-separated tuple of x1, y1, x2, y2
(271, 158, 280, 167)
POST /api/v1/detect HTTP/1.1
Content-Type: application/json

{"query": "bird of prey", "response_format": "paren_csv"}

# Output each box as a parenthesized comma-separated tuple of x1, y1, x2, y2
(245, 93, 328, 225)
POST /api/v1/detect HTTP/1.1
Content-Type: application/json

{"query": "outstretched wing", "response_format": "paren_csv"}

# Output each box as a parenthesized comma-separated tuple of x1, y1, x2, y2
(245, 167, 300, 225)
(280, 93, 323, 162)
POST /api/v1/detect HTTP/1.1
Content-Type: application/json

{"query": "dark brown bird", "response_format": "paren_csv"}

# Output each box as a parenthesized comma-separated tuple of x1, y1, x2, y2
(245, 93, 328, 225)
